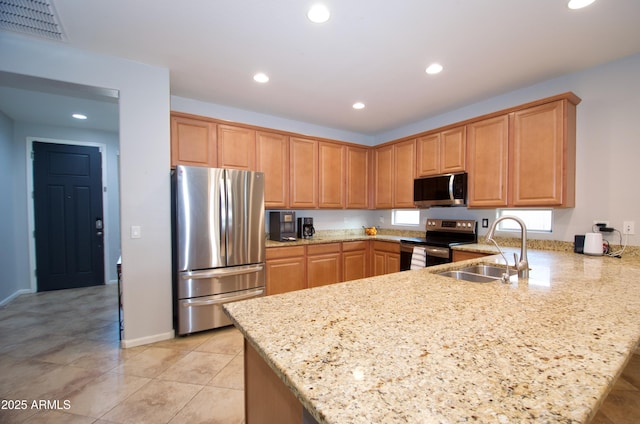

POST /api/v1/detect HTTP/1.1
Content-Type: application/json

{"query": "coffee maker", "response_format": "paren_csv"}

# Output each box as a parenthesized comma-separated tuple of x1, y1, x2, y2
(269, 211, 296, 241)
(297, 217, 315, 239)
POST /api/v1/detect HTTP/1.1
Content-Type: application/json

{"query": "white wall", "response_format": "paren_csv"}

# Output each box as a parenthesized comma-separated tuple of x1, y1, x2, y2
(0, 32, 173, 346)
(0, 110, 21, 304)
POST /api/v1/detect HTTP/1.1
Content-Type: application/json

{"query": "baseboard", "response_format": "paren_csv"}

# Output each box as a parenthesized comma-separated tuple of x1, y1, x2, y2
(120, 330, 175, 348)
(0, 289, 33, 307)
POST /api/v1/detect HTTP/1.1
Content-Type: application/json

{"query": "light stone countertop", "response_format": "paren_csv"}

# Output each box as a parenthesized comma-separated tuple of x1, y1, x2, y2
(225, 250, 640, 423)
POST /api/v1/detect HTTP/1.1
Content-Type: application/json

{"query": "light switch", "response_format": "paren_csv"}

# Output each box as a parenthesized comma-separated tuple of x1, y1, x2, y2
(131, 225, 141, 239)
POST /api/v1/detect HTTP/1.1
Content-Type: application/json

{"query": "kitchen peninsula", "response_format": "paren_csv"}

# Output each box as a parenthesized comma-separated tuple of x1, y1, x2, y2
(224, 250, 640, 423)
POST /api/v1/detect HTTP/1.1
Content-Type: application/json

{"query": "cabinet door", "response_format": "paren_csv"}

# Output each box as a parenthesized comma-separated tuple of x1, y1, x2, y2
(257, 131, 289, 208)
(393, 139, 416, 208)
(374, 145, 393, 208)
(290, 137, 318, 208)
(170, 115, 217, 167)
(466, 115, 509, 208)
(441, 126, 466, 173)
(342, 241, 369, 281)
(307, 243, 342, 288)
(345, 146, 369, 209)
(510, 100, 573, 206)
(416, 133, 440, 177)
(318, 142, 345, 208)
(386, 253, 400, 274)
(265, 256, 306, 295)
(372, 251, 387, 276)
(217, 124, 256, 170)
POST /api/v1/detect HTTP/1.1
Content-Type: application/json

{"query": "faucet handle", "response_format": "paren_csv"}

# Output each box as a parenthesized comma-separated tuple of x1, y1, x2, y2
(513, 252, 519, 267)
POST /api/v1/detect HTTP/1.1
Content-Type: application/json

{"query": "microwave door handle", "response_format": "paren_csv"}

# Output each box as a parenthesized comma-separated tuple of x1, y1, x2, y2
(448, 174, 455, 201)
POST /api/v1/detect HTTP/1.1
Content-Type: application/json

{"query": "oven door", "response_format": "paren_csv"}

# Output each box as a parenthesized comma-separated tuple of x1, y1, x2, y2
(400, 243, 450, 270)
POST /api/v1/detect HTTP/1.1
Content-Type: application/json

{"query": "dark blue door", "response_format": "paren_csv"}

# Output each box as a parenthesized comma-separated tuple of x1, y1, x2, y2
(33, 142, 105, 291)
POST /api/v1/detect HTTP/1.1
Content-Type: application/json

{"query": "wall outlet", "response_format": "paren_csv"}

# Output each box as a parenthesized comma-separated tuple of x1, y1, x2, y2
(623, 221, 635, 235)
(593, 220, 609, 227)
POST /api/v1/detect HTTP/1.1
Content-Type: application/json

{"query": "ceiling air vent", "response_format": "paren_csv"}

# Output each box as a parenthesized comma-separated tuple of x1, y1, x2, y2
(0, 0, 65, 41)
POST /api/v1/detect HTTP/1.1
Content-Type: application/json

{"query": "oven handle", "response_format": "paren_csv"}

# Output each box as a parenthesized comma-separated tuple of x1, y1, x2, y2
(424, 246, 450, 259)
(400, 243, 450, 259)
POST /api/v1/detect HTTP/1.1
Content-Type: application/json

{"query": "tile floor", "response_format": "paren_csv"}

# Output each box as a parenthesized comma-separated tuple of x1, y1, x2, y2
(0, 284, 638, 423)
(0, 284, 244, 423)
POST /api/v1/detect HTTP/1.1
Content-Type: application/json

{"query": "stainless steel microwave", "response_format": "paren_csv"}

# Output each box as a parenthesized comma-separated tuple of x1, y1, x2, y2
(414, 172, 467, 208)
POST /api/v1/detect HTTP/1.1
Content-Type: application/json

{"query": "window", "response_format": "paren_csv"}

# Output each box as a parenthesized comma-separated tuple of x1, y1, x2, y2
(496, 209, 553, 232)
(392, 209, 420, 226)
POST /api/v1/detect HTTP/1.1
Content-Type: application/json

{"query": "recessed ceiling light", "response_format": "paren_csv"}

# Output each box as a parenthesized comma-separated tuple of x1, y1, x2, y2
(352, 102, 365, 110)
(253, 72, 269, 83)
(308, 4, 330, 23)
(568, 0, 596, 9)
(72, 113, 87, 120)
(425, 63, 443, 75)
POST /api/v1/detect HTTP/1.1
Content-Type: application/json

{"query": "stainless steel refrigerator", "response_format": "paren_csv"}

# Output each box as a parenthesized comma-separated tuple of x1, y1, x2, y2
(172, 165, 265, 335)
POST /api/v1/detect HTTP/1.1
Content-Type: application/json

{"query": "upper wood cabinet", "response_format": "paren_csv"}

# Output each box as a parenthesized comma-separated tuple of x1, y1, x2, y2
(170, 115, 217, 168)
(509, 99, 576, 207)
(318, 142, 345, 208)
(416, 126, 466, 177)
(373, 145, 394, 208)
(345, 146, 370, 209)
(393, 139, 416, 208)
(466, 115, 510, 208)
(257, 131, 289, 209)
(289, 137, 318, 208)
(217, 124, 256, 170)
(374, 140, 415, 208)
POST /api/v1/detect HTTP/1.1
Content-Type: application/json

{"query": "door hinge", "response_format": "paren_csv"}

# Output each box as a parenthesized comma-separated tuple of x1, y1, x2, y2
(31, 151, 34, 159)
(104, 186, 107, 193)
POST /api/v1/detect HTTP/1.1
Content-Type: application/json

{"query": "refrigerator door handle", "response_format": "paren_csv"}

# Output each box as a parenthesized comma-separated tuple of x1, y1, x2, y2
(182, 288, 264, 307)
(181, 264, 264, 280)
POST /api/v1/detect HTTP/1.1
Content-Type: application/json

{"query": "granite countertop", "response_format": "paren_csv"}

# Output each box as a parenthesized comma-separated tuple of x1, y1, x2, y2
(225, 250, 640, 423)
(266, 233, 411, 248)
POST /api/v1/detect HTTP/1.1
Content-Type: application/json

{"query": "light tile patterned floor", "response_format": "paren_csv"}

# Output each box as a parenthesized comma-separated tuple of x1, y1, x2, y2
(0, 284, 244, 423)
(0, 284, 638, 423)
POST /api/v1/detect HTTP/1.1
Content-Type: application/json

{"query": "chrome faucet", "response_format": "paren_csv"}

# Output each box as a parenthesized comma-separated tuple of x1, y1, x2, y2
(486, 216, 529, 279)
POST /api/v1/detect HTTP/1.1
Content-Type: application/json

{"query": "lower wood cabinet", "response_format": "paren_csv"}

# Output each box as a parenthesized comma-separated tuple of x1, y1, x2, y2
(372, 241, 400, 276)
(452, 250, 491, 262)
(265, 246, 306, 295)
(307, 243, 342, 288)
(266, 240, 402, 296)
(342, 241, 369, 281)
(245, 340, 302, 424)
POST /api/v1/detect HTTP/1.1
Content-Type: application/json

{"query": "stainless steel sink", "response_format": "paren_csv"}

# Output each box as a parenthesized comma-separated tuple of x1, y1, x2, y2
(437, 270, 499, 283)
(437, 264, 517, 283)
(459, 264, 517, 278)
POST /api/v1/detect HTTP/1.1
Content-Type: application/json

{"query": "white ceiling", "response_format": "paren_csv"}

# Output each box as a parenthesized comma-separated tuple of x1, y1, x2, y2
(1, 0, 640, 136)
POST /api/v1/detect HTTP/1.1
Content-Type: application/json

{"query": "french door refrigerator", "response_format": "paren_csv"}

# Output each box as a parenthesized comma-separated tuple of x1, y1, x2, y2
(172, 165, 265, 335)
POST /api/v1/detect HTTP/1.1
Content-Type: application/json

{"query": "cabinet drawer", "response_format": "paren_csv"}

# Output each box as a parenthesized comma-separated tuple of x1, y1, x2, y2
(307, 243, 341, 255)
(372, 240, 400, 253)
(342, 241, 368, 252)
(266, 246, 305, 260)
